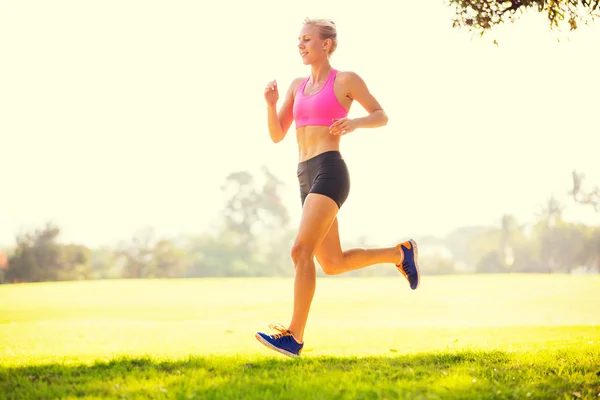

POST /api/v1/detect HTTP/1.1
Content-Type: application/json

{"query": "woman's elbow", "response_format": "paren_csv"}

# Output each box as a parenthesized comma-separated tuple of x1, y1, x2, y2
(380, 110, 389, 126)
(270, 132, 286, 143)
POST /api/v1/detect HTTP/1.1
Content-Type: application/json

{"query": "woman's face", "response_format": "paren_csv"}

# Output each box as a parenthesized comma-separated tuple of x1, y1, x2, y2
(298, 24, 328, 65)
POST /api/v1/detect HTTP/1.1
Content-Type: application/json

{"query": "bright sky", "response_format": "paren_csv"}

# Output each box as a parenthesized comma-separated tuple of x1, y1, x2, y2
(1, 0, 599, 249)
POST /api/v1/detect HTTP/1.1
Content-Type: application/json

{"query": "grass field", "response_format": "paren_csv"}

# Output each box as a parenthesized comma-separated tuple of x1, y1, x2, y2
(1, 274, 599, 399)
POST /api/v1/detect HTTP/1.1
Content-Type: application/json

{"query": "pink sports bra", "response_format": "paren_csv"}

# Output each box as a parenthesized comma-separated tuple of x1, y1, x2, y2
(292, 69, 349, 129)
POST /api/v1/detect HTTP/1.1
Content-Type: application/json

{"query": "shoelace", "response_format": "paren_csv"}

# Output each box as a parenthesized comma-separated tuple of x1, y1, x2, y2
(269, 323, 293, 340)
(396, 244, 412, 280)
(396, 253, 409, 279)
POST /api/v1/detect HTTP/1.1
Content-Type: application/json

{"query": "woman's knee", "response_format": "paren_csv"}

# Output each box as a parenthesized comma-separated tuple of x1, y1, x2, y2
(318, 255, 344, 275)
(290, 242, 314, 265)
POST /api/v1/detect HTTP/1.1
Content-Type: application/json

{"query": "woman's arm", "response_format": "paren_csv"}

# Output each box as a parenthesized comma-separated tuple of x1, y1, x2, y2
(266, 78, 304, 143)
(329, 72, 388, 135)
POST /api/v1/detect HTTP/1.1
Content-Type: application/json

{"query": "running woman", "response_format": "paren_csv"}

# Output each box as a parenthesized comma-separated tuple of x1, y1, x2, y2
(256, 18, 420, 357)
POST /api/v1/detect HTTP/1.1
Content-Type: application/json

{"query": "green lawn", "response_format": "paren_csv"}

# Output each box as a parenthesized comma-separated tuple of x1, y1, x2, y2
(1, 274, 599, 399)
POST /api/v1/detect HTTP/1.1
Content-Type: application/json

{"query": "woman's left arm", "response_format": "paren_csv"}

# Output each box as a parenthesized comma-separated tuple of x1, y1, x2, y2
(329, 71, 388, 136)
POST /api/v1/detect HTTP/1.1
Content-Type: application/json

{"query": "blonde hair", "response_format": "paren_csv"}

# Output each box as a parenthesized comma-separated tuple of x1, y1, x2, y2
(303, 18, 338, 56)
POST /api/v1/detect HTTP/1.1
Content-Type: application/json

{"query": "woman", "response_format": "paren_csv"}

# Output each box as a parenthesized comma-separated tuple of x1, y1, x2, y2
(255, 18, 420, 357)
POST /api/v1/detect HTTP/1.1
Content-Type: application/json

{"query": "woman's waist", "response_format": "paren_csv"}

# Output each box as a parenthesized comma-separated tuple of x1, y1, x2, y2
(296, 126, 341, 162)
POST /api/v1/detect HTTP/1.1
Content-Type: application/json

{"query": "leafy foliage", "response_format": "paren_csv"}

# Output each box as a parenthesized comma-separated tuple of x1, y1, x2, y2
(571, 170, 600, 211)
(449, 0, 600, 32)
(5, 223, 92, 283)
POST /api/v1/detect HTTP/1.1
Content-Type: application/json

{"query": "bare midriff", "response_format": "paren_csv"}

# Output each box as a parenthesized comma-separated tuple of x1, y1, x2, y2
(295, 126, 341, 162)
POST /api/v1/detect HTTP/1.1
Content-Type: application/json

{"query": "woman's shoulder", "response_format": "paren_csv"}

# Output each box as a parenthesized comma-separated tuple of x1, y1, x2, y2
(288, 76, 307, 91)
(335, 70, 363, 84)
(291, 76, 307, 87)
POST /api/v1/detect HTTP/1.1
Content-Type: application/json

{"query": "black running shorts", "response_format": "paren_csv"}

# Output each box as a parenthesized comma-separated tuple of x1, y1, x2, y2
(297, 150, 350, 209)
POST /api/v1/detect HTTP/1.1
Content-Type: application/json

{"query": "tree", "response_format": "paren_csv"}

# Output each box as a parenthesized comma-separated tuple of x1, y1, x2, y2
(449, 0, 600, 32)
(500, 214, 522, 269)
(57, 244, 92, 281)
(115, 229, 191, 279)
(216, 166, 293, 276)
(570, 170, 599, 211)
(220, 167, 291, 249)
(115, 228, 155, 279)
(476, 250, 506, 273)
(5, 222, 92, 282)
(535, 195, 565, 230)
(530, 195, 596, 272)
(535, 220, 590, 272)
(185, 232, 248, 277)
(221, 170, 259, 255)
(90, 247, 120, 279)
(149, 239, 190, 278)
(584, 228, 600, 272)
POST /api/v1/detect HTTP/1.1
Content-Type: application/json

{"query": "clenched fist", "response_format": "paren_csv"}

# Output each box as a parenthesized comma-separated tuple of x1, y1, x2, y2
(264, 80, 279, 106)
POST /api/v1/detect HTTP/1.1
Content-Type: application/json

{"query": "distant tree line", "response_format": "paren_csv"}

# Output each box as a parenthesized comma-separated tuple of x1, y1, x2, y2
(1, 168, 598, 284)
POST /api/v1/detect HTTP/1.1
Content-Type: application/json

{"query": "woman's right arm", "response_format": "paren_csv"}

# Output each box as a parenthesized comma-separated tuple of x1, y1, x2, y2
(265, 78, 304, 143)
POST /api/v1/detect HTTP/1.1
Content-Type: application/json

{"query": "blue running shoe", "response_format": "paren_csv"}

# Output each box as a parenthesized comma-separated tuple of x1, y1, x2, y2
(396, 239, 420, 290)
(255, 324, 303, 357)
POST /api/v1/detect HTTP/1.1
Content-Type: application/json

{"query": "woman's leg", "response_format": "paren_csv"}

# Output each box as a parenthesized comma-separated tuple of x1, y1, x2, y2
(286, 192, 340, 342)
(314, 217, 402, 275)
(255, 194, 420, 356)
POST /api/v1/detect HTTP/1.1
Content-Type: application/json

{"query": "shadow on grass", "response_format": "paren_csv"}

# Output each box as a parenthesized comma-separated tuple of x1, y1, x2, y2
(1, 349, 599, 399)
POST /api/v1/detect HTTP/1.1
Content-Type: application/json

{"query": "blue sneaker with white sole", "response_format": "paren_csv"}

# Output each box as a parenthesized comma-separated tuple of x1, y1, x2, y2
(255, 324, 303, 357)
(396, 239, 420, 290)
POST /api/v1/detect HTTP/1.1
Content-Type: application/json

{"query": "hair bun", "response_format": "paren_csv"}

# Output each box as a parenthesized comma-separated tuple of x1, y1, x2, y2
(302, 18, 339, 56)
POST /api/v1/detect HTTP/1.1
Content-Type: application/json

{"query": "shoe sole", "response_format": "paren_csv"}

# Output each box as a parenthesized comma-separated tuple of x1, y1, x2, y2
(255, 333, 301, 358)
(409, 238, 420, 290)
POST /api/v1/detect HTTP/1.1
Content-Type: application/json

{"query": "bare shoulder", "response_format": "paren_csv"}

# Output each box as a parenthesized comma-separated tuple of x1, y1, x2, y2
(335, 71, 371, 100)
(335, 70, 365, 86)
(292, 76, 307, 85)
(290, 76, 306, 91)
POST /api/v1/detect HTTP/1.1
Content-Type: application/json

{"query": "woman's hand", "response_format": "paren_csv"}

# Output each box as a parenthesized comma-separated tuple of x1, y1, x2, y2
(329, 118, 358, 136)
(264, 80, 279, 107)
